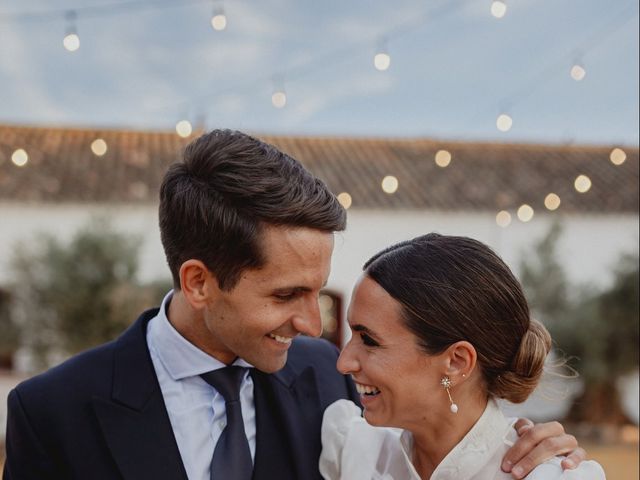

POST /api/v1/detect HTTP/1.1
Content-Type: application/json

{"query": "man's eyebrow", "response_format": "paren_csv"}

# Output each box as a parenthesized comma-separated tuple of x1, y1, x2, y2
(272, 286, 311, 294)
(273, 280, 330, 293)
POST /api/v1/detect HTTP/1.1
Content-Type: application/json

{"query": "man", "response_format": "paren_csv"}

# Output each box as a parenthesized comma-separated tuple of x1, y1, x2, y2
(4, 130, 584, 479)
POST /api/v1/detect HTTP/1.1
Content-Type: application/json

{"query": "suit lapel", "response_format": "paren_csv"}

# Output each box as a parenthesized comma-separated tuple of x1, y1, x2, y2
(92, 311, 188, 480)
(251, 365, 323, 480)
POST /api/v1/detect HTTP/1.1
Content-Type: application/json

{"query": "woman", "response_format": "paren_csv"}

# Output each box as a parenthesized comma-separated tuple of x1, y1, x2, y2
(320, 234, 604, 480)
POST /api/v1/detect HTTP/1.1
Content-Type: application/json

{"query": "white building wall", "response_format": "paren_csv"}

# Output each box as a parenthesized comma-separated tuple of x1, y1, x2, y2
(0, 202, 638, 425)
(1, 203, 637, 297)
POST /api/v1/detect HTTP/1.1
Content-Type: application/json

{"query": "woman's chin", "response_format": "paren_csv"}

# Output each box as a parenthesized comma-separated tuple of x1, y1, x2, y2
(363, 408, 386, 427)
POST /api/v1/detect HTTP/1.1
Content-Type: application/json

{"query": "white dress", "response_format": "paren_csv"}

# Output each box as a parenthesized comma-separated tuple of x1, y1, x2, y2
(320, 399, 605, 480)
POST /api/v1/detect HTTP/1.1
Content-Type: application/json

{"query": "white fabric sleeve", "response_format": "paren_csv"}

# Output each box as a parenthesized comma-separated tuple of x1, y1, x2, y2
(525, 457, 606, 479)
(319, 399, 363, 480)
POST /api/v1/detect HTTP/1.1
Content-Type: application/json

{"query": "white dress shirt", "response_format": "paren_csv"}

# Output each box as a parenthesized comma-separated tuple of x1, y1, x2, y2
(320, 398, 605, 480)
(146, 291, 256, 480)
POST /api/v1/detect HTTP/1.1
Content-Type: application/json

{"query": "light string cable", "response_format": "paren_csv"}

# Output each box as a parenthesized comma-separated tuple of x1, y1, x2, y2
(465, 1, 639, 129)
(138, 0, 472, 119)
(0, 0, 213, 22)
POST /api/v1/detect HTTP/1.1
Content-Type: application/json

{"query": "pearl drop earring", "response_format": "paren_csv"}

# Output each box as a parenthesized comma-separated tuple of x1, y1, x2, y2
(440, 376, 458, 414)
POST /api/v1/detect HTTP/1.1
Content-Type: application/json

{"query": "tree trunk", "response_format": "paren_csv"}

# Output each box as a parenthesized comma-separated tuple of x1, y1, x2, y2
(565, 380, 631, 425)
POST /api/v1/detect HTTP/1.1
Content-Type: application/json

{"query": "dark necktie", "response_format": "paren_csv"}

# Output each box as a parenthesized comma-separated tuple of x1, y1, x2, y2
(200, 366, 253, 480)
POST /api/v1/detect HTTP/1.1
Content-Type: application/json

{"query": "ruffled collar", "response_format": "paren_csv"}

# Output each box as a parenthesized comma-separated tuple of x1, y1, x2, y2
(399, 399, 515, 480)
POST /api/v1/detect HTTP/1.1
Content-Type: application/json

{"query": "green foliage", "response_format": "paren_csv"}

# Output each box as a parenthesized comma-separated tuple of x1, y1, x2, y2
(0, 289, 20, 361)
(519, 222, 571, 325)
(521, 224, 639, 381)
(10, 218, 170, 369)
(520, 223, 639, 423)
(596, 254, 639, 377)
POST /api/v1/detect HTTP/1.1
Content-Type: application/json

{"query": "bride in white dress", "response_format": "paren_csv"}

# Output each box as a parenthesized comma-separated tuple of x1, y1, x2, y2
(320, 234, 605, 480)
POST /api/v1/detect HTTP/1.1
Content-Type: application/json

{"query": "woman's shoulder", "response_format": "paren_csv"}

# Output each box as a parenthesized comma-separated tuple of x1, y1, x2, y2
(320, 400, 404, 480)
(323, 398, 363, 423)
(525, 456, 606, 479)
(321, 399, 401, 444)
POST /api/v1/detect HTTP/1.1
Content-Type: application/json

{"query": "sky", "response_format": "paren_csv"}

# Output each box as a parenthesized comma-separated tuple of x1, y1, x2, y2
(0, 0, 638, 146)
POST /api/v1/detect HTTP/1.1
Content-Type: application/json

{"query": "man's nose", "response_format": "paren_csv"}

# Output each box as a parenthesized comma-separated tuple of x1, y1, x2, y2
(292, 296, 323, 337)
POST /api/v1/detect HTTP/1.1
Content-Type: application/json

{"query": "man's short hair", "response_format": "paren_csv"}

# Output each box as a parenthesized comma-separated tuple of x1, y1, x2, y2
(159, 129, 346, 290)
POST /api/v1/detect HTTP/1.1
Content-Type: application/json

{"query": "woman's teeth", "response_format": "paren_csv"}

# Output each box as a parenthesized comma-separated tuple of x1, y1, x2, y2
(355, 382, 381, 396)
(269, 333, 293, 344)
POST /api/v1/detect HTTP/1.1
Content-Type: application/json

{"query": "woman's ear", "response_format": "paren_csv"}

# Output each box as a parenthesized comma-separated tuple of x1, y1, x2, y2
(443, 341, 477, 382)
(179, 259, 217, 310)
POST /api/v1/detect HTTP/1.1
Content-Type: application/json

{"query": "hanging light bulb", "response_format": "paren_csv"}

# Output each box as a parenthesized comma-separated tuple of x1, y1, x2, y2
(381, 175, 399, 194)
(517, 204, 534, 222)
(91, 138, 108, 156)
(570, 63, 586, 81)
(574, 174, 592, 193)
(496, 210, 511, 227)
(491, 0, 507, 18)
(337, 192, 352, 209)
(374, 38, 391, 71)
(176, 120, 193, 138)
(63, 11, 80, 52)
(496, 113, 513, 132)
(544, 193, 561, 211)
(271, 75, 287, 108)
(610, 147, 626, 165)
(211, 7, 227, 31)
(11, 148, 29, 167)
(434, 150, 452, 167)
(374, 52, 390, 71)
(271, 90, 287, 108)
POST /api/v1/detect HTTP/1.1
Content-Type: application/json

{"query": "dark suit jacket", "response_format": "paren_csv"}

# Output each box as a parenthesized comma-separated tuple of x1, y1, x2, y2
(3, 309, 359, 480)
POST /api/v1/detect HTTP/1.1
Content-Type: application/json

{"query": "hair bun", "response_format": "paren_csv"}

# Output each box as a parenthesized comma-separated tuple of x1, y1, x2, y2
(489, 319, 552, 403)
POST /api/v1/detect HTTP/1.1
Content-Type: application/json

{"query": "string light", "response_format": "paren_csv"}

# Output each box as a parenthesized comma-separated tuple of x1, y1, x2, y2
(270, 75, 287, 108)
(491, 1, 507, 18)
(570, 63, 586, 81)
(175, 120, 193, 138)
(517, 204, 534, 222)
(434, 150, 452, 167)
(496, 210, 511, 227)
(381, 175, 399, 194)
(210, 7, 227, 31)
(337, 192, 352, 209)
(574, 174, 592, 193)
(271, 90, 287, 108)
(90, 138, 108, 156)
(496, 113, 513, 132)
(374, 39, 391, 71)
(0, 0, 631, 146)
(11, 148, 29, 167)
(609, 148, 626, 165)
(63, 11, 80, 52)
(544, 193, 561, 210)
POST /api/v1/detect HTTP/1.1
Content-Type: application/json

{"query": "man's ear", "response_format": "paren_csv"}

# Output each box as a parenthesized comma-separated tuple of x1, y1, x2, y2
(443, 341, 477, 382)
(179, 259, 218, 310)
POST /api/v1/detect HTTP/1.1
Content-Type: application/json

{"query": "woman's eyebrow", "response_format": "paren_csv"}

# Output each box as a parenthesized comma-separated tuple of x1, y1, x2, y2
(352, 324, 379, 338)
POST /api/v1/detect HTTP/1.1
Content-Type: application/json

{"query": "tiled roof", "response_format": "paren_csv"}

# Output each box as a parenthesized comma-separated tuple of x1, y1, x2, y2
(0, 124, 637, 213)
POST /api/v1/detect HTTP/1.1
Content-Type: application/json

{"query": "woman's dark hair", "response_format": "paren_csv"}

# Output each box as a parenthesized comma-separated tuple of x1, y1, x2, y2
(159, 129, 346, 290)
(364, 233, 551, 403)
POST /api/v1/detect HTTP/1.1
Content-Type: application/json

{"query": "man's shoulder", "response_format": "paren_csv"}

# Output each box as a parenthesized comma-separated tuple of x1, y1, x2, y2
(289, 336, 339, 364)
(13, 339, 116, 407)
(286, 336, 344, 382)
(13, 309, 156, 405)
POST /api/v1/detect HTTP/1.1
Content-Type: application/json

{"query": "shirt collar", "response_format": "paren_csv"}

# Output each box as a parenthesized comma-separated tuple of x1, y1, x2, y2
(151, 290, 253, 381)
(399, 399, 513, 480)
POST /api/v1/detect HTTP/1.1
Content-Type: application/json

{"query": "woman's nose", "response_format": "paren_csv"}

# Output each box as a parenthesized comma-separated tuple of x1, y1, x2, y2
(336, 340, 359, 375)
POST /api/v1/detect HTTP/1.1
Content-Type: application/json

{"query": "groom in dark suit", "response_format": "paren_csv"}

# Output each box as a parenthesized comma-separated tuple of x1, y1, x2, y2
(4, 129, 584, 480)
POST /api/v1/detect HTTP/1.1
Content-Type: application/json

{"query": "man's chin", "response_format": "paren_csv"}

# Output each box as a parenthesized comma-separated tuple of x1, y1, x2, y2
(251, 352, 288, 374)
